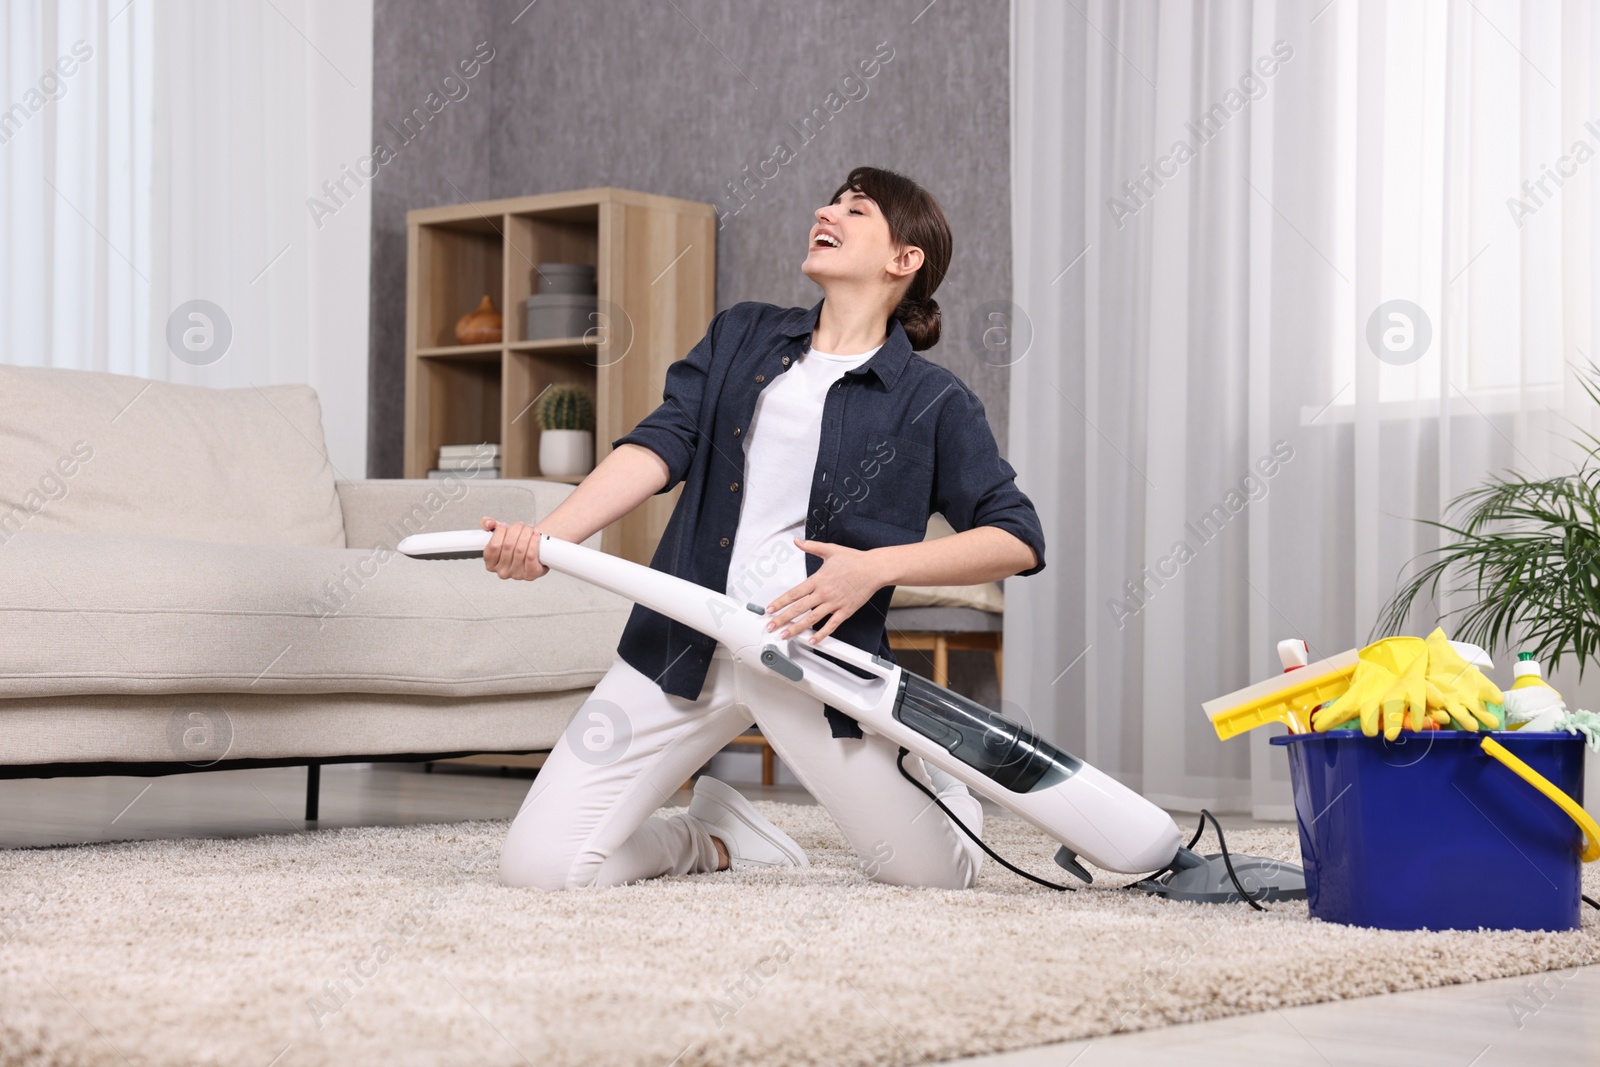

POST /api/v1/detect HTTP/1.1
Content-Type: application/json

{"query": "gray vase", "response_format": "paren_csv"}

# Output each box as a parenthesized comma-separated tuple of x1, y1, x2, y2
(534, 263, 596, 295)
(525, 294, 599, 341)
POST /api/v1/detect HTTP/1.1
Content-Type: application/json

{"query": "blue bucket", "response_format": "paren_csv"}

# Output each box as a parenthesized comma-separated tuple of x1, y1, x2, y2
(1271, 731, 1593, 931)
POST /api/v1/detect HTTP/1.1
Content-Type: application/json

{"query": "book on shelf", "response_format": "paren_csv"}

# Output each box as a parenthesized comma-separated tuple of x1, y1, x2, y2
(428, 467, 500, 479)
(435, 455, 500, 470)
(438, 443, 500, 458)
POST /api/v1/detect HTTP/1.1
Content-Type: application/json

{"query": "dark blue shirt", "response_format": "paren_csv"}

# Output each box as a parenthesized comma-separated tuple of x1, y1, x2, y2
(612, 297, 1047, 738)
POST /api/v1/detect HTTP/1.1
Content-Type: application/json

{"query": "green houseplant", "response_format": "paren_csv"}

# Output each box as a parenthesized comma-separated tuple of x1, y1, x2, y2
(535, 382, 595, 478)
(1376, 369, 1600, 673)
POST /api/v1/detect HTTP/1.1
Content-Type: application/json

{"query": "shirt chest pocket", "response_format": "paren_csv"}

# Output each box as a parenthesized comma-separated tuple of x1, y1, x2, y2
(840, 431, 935, 534)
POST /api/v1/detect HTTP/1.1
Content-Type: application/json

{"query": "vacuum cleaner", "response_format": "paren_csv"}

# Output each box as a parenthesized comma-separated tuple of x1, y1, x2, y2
(398, 529, 1305, 905)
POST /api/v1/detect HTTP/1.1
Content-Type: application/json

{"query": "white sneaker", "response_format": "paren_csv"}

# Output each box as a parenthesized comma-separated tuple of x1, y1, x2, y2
(688, 775, 810, 870)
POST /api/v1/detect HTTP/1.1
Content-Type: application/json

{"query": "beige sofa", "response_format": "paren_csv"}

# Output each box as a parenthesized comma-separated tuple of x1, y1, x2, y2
(0, 365, 631, 808)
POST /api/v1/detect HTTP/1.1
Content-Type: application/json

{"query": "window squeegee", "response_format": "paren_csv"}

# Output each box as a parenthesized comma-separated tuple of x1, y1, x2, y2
(398, 529, 1305, 903)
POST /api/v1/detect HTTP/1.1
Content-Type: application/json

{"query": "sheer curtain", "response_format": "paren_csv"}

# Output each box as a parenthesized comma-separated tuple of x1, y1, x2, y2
(1009, 0, 1599, 816)
(1, 0, 372, 478)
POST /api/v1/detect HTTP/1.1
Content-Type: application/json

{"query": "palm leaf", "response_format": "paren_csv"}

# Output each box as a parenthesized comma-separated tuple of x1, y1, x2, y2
(1376, 363, 1600, 674)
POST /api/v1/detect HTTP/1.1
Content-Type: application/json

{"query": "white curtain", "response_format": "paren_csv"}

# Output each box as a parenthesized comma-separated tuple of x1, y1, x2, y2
(1, 0, 372, 479)
(1009, 0, 1600, 816)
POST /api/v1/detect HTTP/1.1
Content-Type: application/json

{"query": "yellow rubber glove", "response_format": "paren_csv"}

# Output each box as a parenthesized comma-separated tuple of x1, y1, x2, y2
(1379, 645, 1432, 739)
(1312, 636, 1428, 737)
(1423, 627, 1504, 731)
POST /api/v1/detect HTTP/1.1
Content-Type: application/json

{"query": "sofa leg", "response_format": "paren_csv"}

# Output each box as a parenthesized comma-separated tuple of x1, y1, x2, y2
(305, 764, 320, 822)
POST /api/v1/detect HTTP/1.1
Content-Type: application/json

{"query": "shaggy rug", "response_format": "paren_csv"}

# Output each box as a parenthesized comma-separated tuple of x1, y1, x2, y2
(1, 803, 1597, 1067)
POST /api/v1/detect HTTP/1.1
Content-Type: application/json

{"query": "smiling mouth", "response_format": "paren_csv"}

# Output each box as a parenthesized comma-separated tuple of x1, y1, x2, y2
(811, 234, 842, 250)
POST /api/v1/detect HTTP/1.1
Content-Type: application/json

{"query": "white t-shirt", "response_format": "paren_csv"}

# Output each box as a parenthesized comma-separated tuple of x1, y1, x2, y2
(724, 342, 882, 607)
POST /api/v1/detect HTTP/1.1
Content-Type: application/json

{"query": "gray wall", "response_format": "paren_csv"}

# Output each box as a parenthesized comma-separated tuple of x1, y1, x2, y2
(367, 0, 1012, 707)
(368, 0, 1015, 481)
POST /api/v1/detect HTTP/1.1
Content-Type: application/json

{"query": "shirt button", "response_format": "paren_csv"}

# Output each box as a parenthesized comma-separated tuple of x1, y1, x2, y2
(730, 482, 740, 492)
(781, 355, 791, 366)
(719, 536, 730, 547)
(733, 426, 742, 437)
(754, 374, 765, 383)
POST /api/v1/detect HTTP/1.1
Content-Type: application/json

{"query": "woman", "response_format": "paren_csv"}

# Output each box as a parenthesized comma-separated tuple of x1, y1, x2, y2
(482, 166, 1046, 891)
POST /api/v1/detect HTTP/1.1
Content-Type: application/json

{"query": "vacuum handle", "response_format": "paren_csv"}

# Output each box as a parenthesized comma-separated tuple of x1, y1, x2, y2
(1480, 736, 1600, 863)
(533, 534, 894, 681)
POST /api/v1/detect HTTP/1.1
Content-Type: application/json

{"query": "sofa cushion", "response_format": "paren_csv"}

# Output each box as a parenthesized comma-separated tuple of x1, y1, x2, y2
(0, 365, 344, 548)
(887, 512, 1005, 613)
(0, 532, 630, 699)
(889, 581, 1004, 613)
(0, 692, 586, 765)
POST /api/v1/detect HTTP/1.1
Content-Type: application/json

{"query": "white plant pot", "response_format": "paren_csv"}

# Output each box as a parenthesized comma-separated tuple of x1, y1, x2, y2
(539, 429, 593, 478)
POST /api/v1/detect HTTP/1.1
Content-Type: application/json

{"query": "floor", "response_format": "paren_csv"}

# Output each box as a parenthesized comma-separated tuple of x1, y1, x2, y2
(1, 762, 1594, 1066)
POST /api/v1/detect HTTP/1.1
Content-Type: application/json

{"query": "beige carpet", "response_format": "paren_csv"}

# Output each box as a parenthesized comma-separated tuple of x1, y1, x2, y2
(2, 802, 1598, 1067)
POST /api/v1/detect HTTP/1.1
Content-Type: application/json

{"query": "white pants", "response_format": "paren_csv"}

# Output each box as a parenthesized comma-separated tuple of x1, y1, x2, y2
(499, 645, 985, 890)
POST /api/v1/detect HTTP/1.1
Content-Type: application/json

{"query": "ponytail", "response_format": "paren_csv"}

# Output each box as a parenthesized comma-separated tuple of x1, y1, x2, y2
(893, 294, 942, 351)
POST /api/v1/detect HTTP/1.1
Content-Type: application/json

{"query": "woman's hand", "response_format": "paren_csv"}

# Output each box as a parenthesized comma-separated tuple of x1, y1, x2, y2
(481, 516, 548, 581)
(764, 538, 887, 644)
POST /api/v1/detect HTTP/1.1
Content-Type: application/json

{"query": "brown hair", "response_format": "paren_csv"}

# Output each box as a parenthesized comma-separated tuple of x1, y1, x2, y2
(827, 166, 952, 351)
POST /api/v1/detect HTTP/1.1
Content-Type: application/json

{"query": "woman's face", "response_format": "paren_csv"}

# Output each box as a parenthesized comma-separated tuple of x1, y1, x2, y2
(802, 188, 922, 290)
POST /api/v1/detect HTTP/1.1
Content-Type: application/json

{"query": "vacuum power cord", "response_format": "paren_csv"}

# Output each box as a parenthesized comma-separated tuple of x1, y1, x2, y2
(894, 747, 1076, 892)
(1126, 810, 1270, 910)
(1199, 808, 1268, 911)
(895, 750, 1278, 910)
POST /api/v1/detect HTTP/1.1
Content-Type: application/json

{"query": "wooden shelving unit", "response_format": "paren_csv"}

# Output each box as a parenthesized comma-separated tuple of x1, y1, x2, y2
(404, 188, 716, 563)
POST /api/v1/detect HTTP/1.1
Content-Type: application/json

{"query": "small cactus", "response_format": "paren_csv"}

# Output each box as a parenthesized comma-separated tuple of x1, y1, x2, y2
(536, 382, 595, 432)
